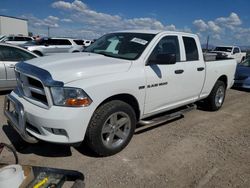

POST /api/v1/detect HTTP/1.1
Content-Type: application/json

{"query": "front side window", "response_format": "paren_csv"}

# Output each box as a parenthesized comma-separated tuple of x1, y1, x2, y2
(5, 37, 14, 41)
(148, 36, 180, 62)
(84, 33, 155, 60)
(24, 37, 32, 41)
(47, 39, 57, 45)
(0, 46, 36, 61)
(14, 37, 25, 41)
(183, 37, 199, 61)
(233, 48, 240, 54)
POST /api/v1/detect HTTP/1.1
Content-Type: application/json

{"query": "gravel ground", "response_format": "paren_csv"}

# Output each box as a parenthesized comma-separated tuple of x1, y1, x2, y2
(0, 89, 250, 188)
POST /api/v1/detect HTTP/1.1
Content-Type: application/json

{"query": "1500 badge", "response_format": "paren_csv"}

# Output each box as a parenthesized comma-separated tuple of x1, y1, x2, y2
(139, 82, 168, 90)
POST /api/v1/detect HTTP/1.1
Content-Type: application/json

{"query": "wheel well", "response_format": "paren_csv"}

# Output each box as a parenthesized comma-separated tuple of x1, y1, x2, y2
(98, 94, 140, 121)
(218, 75, 228, 88)
(72, 50, 79, 53)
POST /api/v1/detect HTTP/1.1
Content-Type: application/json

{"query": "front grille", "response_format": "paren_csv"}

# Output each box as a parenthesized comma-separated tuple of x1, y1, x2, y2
(16, 72, 48, 106)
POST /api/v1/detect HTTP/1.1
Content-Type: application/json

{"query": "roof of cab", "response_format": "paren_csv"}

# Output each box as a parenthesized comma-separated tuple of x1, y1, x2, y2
(114, 30, 197, 37)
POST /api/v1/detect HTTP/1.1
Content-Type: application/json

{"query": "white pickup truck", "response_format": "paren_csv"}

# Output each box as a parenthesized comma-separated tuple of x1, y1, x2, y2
(211, 46, 246, 63)
(4, 30, 237, 156)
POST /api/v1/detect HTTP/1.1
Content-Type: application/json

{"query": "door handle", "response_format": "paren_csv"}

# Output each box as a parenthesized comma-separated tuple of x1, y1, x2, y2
(175, 69, 184, 74)
(197, 67, 205, 71)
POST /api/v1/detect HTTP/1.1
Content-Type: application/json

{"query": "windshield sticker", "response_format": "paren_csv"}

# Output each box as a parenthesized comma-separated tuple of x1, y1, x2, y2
(131, 38, 148, 45)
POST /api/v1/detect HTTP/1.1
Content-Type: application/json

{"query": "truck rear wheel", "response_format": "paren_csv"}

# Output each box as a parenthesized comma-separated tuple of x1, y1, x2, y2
(85, 100, 136, 156)
(204, 80, 226, 111)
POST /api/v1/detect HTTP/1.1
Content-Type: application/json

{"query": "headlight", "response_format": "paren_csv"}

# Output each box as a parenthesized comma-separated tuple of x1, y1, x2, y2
(50, 87, 92, 107)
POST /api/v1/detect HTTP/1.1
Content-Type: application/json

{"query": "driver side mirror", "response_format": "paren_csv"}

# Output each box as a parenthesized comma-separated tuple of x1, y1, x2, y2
(148, 53, 176, 65)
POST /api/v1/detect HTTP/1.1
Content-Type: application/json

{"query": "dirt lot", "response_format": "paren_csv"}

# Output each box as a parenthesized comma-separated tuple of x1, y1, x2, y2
(0, 89, 250, 188)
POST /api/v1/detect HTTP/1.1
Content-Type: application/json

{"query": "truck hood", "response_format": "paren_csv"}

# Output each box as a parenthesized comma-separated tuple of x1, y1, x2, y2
(26, 52, 132, 83)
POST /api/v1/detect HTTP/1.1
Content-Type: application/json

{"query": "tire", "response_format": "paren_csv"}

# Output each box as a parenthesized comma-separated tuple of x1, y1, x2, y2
(204, 80, 226, 111)
(72, 51, 79, 53)
(85, 100, 136, 156)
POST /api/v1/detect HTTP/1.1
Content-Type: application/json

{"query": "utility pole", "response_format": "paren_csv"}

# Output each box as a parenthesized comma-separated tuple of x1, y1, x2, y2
(206, 35, 210, 52)
(48, 26, 50, 37)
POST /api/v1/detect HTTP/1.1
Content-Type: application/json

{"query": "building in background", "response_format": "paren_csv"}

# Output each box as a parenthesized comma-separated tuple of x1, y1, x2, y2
(0, 15, 28, 36)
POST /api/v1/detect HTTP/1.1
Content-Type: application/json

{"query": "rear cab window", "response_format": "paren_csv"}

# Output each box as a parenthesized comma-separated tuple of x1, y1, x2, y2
(183, 37, 199, 61)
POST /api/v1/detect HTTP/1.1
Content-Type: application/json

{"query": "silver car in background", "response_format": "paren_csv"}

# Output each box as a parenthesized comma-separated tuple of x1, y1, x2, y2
(0, 35, 34, 45)
(0, 43, 38, 91)
(23, 38, 84, 56)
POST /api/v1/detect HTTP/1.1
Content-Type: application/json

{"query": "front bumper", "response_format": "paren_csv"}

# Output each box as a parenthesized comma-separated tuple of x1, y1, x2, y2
(4, 94, 38, 143)
(4, 90, 93, 144)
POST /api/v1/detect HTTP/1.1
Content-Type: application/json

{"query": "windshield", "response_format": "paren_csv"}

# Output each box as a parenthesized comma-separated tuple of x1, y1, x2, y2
(84, 33, 155, 60)
(240, 58, 250, 67)
(214, 47, 232, 52)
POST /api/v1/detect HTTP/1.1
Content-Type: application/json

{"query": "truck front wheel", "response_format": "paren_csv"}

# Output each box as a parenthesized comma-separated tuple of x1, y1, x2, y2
(85, 100, 136, 156)
(204, 80, 226, 111)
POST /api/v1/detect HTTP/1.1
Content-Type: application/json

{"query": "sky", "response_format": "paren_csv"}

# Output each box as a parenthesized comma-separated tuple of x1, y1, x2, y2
(0, 0, 250, 46)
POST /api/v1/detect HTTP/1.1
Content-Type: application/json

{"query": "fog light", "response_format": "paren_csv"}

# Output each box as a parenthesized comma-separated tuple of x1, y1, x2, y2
(51, 128, 67, 136)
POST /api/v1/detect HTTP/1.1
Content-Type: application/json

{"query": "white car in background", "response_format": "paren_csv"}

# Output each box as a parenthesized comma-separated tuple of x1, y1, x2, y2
(83, 40, 93, 47)
(211, 46, 246, 63)
(0, 35, 34, 45)
(0, 43, 38, 91)
(23, 38, 84, 56)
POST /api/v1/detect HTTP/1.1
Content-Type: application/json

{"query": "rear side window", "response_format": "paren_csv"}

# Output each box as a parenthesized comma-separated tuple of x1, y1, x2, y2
(73, 40, 84, 45)
(0, 46, 36, 61)
(183, 37, 199, 61)
(57, 39, 72, 45)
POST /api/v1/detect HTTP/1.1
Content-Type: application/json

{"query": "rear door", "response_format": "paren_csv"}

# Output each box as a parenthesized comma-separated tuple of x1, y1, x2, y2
(144, 35, 205, 115)
(181, 36, 206, 100)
